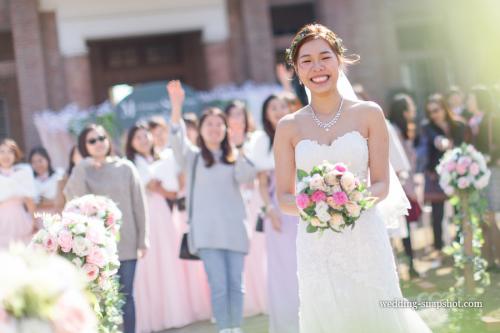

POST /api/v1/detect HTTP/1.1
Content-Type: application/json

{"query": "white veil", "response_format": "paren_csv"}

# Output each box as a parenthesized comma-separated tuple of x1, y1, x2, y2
(305, 71, 411, 229)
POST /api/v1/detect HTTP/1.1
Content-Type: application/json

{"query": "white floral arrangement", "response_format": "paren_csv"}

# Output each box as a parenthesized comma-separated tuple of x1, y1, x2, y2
(0, 246, 97, 333)
(436, 143, 491, 196)
(295, 161, 376, 233)
(30, 195, 124, 333)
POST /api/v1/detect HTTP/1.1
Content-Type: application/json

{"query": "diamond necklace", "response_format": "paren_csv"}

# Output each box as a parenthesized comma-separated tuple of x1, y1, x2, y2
(310, 97, 344, 131)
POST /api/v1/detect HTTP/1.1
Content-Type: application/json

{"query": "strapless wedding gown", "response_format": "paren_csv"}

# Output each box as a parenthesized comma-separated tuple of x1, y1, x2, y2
(295, 131, 432, 333)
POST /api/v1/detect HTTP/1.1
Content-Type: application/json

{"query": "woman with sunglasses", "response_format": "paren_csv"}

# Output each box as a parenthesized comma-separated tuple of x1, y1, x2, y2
(421, 94, 468, 256)
(64, 124, 149, 333)
(167, 80, 257, 333)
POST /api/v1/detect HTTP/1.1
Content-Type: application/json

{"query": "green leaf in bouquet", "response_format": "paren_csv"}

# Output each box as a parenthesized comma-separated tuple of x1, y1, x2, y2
(304, 205, 316, 216)
(306, 224, 318, 233)
(297, 169, 309, 181)
(311, 166, 322, 176)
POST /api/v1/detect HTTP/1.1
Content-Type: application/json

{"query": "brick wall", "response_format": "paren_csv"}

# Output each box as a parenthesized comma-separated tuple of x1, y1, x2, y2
(204, 41, 233, 88)
(40, 12, 68, 110)
(240, 0, 275, 83)
(64, 55, 94, 108)
(10, 0, 48, 150)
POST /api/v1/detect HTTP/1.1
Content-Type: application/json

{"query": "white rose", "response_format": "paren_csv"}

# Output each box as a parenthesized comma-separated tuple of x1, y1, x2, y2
(310, 217, 323, 227)
(340, 172, 356, 192)
(474, 172, 490, 189)
(296, 178, 309, 193)
(72, 257, 84, 267)
(331, 185, 342, 193)
(315, 201, 331, 223)
(309, 174, 326, 191)
(350, 190, 363, 202)
(324, 171, 339, 186)
(345, 201, 361, 218)
(73, 222, 87, 235)
(329, 213, 344, 229)
(72, 237, 91, 257)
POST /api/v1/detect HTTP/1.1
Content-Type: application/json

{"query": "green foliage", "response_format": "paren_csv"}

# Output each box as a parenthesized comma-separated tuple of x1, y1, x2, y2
(443, 189, 490, 332)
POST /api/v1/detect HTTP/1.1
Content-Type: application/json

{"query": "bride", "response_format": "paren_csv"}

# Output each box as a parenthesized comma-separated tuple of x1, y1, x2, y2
(274, 24, 432, 332)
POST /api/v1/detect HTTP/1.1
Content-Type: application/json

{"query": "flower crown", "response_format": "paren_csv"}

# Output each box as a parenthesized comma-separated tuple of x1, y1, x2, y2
(285, 28, 346, 66)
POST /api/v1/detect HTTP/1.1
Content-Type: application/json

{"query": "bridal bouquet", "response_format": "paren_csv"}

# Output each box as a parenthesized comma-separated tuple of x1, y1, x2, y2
(296, 161, 376, 233)
(31, 195, 124, 333)
(436, 143, 491, 196)
(0, 246, 97, 333)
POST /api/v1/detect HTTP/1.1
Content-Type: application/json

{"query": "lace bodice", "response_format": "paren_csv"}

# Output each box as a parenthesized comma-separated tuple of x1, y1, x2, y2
(295, 131, 369, 181)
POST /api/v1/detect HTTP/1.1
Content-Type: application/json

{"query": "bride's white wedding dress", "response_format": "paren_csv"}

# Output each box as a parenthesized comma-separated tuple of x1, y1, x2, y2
(295, 130, 432, 332)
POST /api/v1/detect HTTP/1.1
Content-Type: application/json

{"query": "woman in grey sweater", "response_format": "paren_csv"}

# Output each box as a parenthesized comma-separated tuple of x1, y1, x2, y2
(64, 124, 148, 333)
(167, 81, 256, 333)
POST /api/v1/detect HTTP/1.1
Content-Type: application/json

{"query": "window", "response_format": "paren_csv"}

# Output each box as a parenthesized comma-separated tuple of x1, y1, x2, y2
(270, 3, 315, 36)
(0, 32, 14, 61)
(0, 98, 8, 138)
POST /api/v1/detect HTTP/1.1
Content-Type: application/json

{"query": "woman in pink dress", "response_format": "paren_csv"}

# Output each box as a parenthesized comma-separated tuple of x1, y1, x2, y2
(125, 123, 193, 332)
(148, 117, 213, 322)
(0, 139, 36, 249)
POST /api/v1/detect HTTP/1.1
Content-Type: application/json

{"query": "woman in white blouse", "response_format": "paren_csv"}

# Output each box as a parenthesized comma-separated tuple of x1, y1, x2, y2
(29, 147, 65, 214)
(0, 138, 36, 249)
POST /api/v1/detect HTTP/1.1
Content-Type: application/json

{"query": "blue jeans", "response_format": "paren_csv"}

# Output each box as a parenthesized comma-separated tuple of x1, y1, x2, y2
(199, 249, 245, 330)
(118, 260, 137, 333)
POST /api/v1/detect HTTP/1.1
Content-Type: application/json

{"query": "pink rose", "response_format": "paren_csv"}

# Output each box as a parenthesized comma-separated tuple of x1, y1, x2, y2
(43, 234, 58, 253)
(82, 263, 99, 281)
(457, 177, 471, 189)
(469, 163, 480, 176)
(326, 196, 342, 210)
(456, 163, 468, 175)
(57, 229, 73, 253)
(0, 307, 8, 323)
(332, 191, 348, 206)
(53, 291, 97, 333)
(86, 224, 105, 245)
(106, 214, 115, 227)
(80, 202, 98, 216)
(333, 163, 347, 175)
(296, 194, 311, 209)
(86, 247, 107, 268)
(310, 190, 327, 203)
(445, 161, 456, 172)
(458, 156, 472, 167)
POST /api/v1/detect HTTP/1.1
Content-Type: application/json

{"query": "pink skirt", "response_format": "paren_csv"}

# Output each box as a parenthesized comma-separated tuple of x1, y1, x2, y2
(0, 199, 34, 249)
(242, 183, 268, 316)
(134, 193, 194, 332)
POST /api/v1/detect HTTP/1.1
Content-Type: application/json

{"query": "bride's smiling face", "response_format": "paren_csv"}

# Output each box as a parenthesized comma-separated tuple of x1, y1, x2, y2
(296, 38, 340, 94)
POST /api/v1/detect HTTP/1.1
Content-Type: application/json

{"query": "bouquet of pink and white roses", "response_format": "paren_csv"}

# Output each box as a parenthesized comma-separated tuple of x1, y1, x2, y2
(31, 195, 124, 333)
(0, 246, 97, 333)
(296, 161, 376, 233)
(436, 143, 491, 196)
